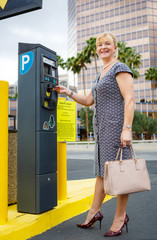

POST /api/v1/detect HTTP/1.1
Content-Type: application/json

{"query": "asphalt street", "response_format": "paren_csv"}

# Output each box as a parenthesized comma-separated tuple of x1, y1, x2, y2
(29, 149, 157, 240)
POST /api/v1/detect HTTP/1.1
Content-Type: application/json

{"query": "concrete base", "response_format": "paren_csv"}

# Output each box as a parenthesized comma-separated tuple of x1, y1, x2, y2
(8, 132, 17, 205)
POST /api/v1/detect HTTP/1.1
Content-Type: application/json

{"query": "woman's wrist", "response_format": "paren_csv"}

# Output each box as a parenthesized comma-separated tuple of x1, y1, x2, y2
(66, 89, 74, 98)
(123, 126, 132, 132)
(66, 89, 71, 96)
(69, 91, 74, 98)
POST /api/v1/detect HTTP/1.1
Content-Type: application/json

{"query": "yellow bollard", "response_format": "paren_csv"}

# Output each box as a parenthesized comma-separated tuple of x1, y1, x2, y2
(0, 81, 9, 224)
(57, 142, 67, 201)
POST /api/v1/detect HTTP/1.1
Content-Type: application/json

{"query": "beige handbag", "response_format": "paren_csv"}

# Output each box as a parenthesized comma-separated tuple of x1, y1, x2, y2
(104, 145, 151, 195)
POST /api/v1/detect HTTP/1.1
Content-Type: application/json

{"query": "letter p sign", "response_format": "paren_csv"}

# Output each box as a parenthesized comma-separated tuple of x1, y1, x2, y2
(20, 51, 34, 75)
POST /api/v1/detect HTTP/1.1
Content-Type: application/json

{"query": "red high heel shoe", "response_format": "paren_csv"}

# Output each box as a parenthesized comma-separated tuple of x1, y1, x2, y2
(77, 211, 103, 229)
(104, 214, 129, 237)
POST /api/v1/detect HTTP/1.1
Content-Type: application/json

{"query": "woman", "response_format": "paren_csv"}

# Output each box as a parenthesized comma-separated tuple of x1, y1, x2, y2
(52, 32, 134, 237)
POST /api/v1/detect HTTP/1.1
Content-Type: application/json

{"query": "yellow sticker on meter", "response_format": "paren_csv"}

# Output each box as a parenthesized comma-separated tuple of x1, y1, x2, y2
(44, 101, 48, 107)
(46, 91, 51, 97)
(57, 98, 76, 142)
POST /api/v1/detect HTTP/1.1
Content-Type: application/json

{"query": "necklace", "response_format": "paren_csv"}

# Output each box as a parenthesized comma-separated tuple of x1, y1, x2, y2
(103, 59, 117, 69)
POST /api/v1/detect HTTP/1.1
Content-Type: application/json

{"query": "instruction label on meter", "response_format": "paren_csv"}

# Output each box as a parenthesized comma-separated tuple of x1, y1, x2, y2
(57, 98, 76, 142)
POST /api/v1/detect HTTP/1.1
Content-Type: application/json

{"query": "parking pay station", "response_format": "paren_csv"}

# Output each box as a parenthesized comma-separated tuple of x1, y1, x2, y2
(17, 43, 58, 214)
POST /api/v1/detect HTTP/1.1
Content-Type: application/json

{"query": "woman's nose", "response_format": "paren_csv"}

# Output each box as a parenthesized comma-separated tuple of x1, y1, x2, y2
(101, 44, 106, 48)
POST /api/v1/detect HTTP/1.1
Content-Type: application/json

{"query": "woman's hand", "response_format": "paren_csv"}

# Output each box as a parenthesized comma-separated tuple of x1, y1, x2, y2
(51, 85, 71, 96)
(52, 85, 94, 107)
(120, 129, 132, 147)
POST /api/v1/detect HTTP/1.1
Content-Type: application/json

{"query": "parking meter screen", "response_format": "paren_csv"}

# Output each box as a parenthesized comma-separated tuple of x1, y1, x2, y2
(44, 63, 50, 75)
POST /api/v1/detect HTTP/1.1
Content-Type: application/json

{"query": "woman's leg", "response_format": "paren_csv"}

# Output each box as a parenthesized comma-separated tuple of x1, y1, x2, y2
(110, 194, 129, 231)
(84, 176, 106, 224)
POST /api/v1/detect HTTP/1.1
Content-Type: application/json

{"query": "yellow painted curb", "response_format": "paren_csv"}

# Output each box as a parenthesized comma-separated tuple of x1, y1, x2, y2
(0, 179, 114, 240)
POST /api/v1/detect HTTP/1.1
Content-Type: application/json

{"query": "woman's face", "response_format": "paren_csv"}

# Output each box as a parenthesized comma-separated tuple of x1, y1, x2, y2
(97, 36, 117, 60)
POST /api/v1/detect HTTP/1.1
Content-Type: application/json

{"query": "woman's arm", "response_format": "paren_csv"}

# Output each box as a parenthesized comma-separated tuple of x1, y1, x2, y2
(52, 85, 94, 106)
(116, 72, 134, 146)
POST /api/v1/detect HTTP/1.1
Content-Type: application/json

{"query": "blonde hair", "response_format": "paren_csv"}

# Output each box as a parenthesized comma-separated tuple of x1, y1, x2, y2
(96, 32, 118, 59)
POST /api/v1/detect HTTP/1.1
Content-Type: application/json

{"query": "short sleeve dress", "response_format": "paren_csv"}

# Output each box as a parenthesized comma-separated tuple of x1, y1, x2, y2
(91, 61, 133, 178)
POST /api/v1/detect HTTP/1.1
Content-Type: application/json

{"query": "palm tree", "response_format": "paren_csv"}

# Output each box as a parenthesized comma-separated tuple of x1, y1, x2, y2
(79, 107, 94, 133)
(83, 37, 99, 75)
(57, 55, 66, 69)
(65, 56, 81, 88)
(145, 67, 157, 119)
(117, 41, 142, 79)
(75, 51, 91, 140)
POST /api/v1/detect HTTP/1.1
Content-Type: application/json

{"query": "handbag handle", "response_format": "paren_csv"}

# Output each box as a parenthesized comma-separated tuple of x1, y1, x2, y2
(115, 145, 137, 162)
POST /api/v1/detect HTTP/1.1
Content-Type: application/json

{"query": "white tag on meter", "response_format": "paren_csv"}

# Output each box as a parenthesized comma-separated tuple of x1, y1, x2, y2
(43, 57, 55, 67)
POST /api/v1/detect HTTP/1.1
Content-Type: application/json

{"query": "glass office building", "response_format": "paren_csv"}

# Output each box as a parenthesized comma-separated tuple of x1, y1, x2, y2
(68, 0, 157, 118)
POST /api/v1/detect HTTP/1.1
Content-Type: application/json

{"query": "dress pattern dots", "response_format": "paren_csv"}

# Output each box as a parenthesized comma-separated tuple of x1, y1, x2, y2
(91, 62, 133, 177)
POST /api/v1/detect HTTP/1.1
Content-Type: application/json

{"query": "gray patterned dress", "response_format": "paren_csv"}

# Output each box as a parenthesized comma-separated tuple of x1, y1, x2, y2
(91, 62, 133, 178)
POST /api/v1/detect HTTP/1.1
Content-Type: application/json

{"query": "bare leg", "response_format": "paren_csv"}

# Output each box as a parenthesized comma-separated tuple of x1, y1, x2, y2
(84, 176, 106, 224)
(110, 194, 129, 232)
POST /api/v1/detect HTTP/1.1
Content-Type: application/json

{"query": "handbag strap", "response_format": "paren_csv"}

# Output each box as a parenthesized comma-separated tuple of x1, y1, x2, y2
(115, 145, 137, 161)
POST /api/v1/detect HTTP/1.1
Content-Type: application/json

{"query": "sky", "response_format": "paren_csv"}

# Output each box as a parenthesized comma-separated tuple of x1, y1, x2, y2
(0, 0, 68, 85)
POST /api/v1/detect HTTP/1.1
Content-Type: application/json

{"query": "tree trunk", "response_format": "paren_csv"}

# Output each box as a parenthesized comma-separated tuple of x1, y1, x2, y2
(82, 68, 89, 140)
(152, 82, 155, 119)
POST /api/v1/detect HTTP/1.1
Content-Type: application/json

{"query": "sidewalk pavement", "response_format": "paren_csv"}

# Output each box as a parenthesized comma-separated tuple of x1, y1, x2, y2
(67, 142, 157, 152)
(29, 160, 157, 240)
(0, 144, 156, 240)
(30, 185, 157, 240)
(0, 179, 113, 240)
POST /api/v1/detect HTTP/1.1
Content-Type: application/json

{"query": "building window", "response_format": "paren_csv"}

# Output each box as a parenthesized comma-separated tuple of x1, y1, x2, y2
(137, 31, 142, 38)
(110, 9, 114, 17)
(143, 15, 147, 23)
(126, 33, 131, 41)
(120, 7, 124, 14)
(126, 19, 130, 27)
(131, 18, 136, 25)
(131, 4, 135, 11)
(91, 14, 94, 21)
(95, 13, 99, 20)
(100, 12, 104, 19)
(142, 1, 147, 8)
(100, 25, 104, 32)
(144, 44, 149, 52)
(105, 11, 109, 18)
(110, 23, 114, 30)
(132, 32, 136, 39)
(115, 22, 119, 29)
(106, 23, 110, 31)
(143, 30, 148, 37)
(126, 5, 130, 13)
(121, 20, 125, 28)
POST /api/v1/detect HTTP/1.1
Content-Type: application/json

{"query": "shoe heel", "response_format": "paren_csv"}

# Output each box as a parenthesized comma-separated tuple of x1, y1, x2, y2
(126, 223, 128, 233)
(99, 219, 102, 230)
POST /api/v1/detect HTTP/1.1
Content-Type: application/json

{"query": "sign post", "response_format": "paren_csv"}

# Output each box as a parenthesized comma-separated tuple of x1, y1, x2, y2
(57, 98, 76, 201)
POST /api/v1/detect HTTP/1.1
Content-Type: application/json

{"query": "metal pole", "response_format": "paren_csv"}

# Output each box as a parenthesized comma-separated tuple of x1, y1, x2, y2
(57, 142, 67, 201)
(0, 81, 8, 224)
